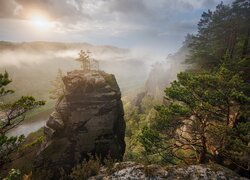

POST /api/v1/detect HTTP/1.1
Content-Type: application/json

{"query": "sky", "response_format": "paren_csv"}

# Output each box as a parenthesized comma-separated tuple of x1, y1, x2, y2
(0, 0, 233, 54)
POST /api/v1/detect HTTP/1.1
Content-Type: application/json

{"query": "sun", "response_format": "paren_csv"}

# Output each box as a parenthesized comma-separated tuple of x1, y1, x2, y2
(28, 12, 53, 31)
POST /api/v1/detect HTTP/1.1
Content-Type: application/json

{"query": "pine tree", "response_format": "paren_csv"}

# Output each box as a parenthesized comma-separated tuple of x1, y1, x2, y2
(140, 64, 249, 166)
(0, 71, 45, 167)
(75, 50, 91, 71)
(187, 0, 250, 69)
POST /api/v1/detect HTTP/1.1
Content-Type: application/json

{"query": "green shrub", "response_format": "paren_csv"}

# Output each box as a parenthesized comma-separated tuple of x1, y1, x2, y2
(100, 71, 117, 88)
(104, 156, 115, 174)
(2, 169, 21, 180)
(70, 157, 100, 180)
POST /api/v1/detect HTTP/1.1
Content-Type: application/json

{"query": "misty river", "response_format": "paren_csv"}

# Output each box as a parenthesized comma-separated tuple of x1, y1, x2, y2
(7, 108, 53, 137)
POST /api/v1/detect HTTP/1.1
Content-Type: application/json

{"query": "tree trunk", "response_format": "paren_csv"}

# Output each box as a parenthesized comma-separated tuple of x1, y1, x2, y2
(229, 30, 237, 58)
(242, 28, 250, 58)
(198, 137, 207, 163)
(198, 126, 207, 163)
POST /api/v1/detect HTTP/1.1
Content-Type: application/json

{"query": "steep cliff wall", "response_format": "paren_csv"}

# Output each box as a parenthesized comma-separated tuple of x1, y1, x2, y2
(33, 70, 125, 179)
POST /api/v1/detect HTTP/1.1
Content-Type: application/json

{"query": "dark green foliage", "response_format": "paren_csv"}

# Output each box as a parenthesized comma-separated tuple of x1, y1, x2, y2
(139, 64, 249, 169)
(139, 126, 175, 164)
(0, 96, 45, 134)
(138, 0, 250, 176)
(0, 71, 14, 98)
(183, 1, 250, 172)
(120, 0, 250, 177)
(187, 0, 250, 69)
(0, 135, 24, 166)
(103, 156, 115, 174)
(139, 127, 162, 154)
(0, 71, 45, 168)
(0, 71, 45, 134)
(120, 1, 250, 177)
(123, 96, 159, 163)
(1, 128, 44, 178)
(209, 122, 250, 170)
(70, 157, 101, 180)
(1, 168, 22, 180)
(100, 71, 118, 89)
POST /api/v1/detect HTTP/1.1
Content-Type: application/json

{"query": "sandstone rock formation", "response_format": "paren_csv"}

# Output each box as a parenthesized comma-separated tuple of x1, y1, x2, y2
(33, 70, 125, 179)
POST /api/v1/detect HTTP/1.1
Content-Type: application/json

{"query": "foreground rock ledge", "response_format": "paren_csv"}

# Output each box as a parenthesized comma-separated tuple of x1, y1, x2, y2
(33, 70, 126, 179)
(91, 162, 248, 180)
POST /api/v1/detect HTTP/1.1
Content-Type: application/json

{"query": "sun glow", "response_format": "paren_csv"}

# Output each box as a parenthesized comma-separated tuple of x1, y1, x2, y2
(28, 12, 53, 31)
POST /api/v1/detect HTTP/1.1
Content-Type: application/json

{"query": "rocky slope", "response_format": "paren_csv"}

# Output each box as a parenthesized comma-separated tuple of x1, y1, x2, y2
(33, 70, 126, 179)
(91, 162, 248, 180)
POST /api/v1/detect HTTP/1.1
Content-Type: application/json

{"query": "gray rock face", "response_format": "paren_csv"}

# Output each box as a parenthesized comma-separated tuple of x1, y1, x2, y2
(91, 162, 248, 180)
(33, 70, 125, 179)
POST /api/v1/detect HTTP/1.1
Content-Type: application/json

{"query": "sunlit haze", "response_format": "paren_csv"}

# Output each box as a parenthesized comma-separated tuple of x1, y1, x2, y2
(28, 12, 53, 31)
(0, 0, 233, 53)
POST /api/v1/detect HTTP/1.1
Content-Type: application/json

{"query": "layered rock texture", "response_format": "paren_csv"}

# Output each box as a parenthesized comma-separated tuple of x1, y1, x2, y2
(33, 70, 125, 179)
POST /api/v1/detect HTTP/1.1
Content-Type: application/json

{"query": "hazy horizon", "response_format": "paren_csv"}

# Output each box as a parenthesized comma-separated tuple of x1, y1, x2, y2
(0, 0, 236, 101)
(0, 0, 233, 55)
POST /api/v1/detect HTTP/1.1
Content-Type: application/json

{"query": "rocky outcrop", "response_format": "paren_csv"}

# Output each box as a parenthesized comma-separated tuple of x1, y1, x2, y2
(33, 70, 125, 179)
(91, 162, 248, 180)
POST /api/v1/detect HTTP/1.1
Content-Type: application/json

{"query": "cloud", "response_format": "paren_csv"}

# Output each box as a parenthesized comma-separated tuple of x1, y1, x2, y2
(0, 0, 233, 27)
(0, 0, 235, 53)
(0, 0, 21, 18)
(202, 0, 216, 8)
(0, 0, 89, 22)
(16, 0, 90, 22)
(0, 0, 195, 22)
(158, 19, 198, 37)
(106, 0, 151, 19)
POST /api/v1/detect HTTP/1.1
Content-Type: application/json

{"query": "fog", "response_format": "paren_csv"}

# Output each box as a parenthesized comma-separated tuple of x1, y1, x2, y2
(0, 41, 189, 137)
(0, 41, 188, 102)
(145, 51, 189, 99)
(0, 42, 161, 99)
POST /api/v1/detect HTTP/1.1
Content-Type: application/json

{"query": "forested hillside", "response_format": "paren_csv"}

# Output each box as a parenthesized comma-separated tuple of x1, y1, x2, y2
(126, 0, 250, 177)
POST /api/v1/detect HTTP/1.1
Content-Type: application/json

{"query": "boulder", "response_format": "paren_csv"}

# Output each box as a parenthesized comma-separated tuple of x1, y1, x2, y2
(33, 70, 125, 179)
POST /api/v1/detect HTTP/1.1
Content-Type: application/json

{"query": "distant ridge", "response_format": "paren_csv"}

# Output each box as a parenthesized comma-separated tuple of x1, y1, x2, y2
(0, 41, 128, 53)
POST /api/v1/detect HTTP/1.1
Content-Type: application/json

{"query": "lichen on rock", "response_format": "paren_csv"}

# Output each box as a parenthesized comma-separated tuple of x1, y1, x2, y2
(90, 162, 248, 180)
